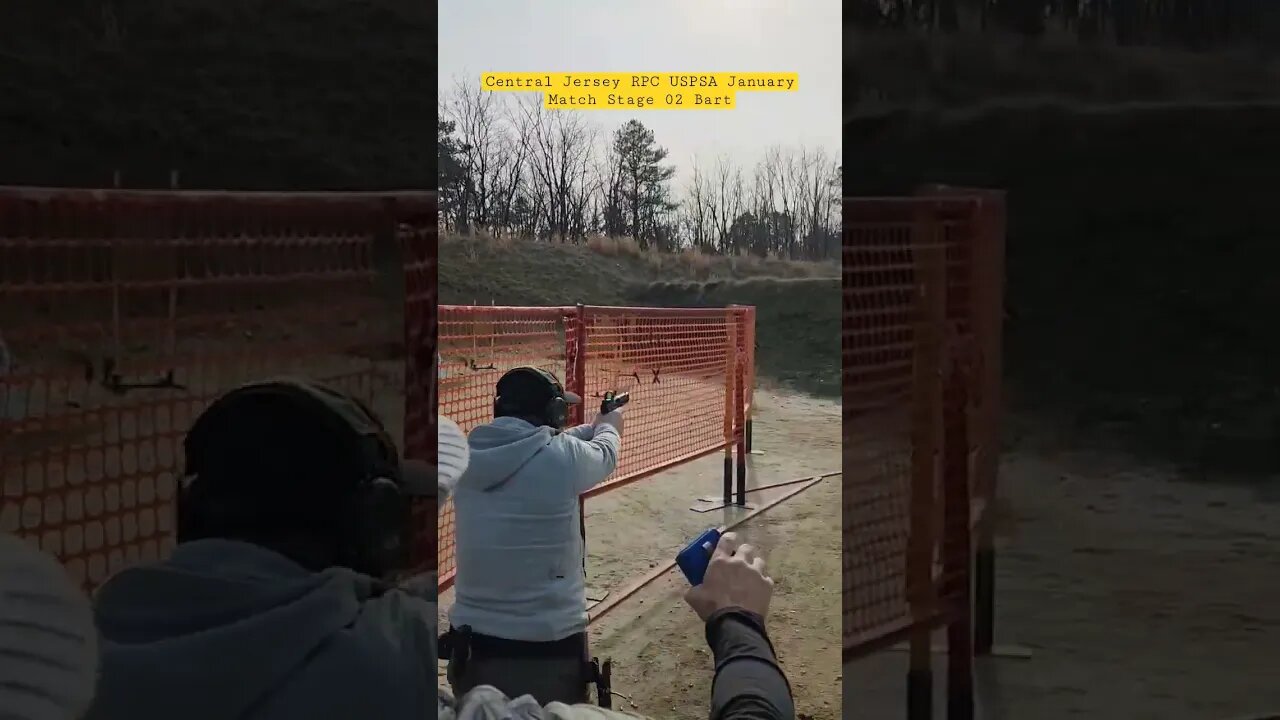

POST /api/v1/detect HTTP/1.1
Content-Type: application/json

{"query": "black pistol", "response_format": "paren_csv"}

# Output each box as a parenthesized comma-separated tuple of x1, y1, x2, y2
(600, 391, 630, 414)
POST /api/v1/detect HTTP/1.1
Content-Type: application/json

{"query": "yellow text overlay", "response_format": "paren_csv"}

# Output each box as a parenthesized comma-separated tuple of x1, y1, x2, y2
(481, 72, 797, 111)
(543, 89, 736, 110)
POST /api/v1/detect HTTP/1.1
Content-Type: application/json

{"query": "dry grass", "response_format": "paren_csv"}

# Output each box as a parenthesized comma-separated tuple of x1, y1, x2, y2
(438, 233, 841, 396)
(446, 229, 513, 260)
(444, 232, 837, 280)
(588, 234, 715, 280)
(678, 247, 712, 279)
(630, 276, 840, 395)
(585, 234, 643, 258)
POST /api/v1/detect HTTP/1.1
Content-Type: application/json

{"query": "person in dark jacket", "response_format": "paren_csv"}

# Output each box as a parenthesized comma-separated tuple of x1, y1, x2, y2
(86, 378, 441, 720)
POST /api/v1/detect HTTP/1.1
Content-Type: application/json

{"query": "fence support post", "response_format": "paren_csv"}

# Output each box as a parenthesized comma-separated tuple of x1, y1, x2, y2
(734, 356, 748, 506)
(729, 304, 755, 455)
(907, 225, 946, 720)
(570, 305, 588, 425)
(723, 309, 739, 506)
(747, 306, 756, 455)
(573, 305, 590, 579)
(722, 451, 733, 505)
(944, 355, 975, 720)
(974, 192, 1006, 658)
(403, 202, 438, 575)
(917, 185, 1007, 658)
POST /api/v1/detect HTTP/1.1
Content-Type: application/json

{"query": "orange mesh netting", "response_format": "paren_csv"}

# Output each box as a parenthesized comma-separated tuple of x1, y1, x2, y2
(842, 194, 1004, 659)
(401, 207, 438, 575)
(434, 304, 754, 591)
(0, 187, 435, 591)
(434, 305, 574, 587)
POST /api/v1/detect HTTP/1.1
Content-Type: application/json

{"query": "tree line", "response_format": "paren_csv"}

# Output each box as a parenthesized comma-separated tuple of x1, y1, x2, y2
(438, 83, 841, 261)
(851, 0, 1275, 48)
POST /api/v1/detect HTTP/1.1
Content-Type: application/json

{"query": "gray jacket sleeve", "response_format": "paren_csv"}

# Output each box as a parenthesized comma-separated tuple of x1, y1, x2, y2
(562, 423, 596, 441)
(564, 423, 621, 494)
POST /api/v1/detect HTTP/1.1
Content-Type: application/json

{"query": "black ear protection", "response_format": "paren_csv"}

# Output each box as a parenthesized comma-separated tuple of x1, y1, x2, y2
(493, 366, 569, 429)
(177, 379, 411, 579)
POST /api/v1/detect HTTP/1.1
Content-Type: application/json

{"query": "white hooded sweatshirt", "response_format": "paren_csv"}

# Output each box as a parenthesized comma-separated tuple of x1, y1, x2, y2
(448, 418, 619, 642)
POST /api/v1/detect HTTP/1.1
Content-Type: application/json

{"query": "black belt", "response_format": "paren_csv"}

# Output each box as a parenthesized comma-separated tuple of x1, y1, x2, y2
(441, 626, 586, 660)
(441, 625, 613, 708)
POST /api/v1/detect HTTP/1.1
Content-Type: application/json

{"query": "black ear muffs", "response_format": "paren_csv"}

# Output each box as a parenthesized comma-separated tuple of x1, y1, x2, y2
(179, 379, 411, 579)
(533, 367, 571, 428)
(545, 394, 568, 428)
(341, 475, 412, 579)
(494, 366, 570, 429)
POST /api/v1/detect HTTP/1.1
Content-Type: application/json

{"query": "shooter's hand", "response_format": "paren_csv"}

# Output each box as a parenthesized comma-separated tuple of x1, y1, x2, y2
(683, 532, 774, 622)
(593, 408, 624, 436)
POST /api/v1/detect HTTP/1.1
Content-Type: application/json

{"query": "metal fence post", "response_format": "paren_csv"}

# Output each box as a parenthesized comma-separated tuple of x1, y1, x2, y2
(907, 218, 946, 720)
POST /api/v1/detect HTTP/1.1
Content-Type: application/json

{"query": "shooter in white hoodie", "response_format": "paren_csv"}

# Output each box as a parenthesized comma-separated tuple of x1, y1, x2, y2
(445, 366, 624, 706)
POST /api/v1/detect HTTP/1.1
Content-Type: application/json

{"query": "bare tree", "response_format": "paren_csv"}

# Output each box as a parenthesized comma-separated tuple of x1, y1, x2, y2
(490, 103, 532, 236)
(762, 147, 798, 258)
(516, 96, 596, 242)
(708, 155, 744, 254)
(795, 147, 840, 260)
(446, 79, 503, 233)
(439, 77, 840, 259)
(686, 157, 713, 252)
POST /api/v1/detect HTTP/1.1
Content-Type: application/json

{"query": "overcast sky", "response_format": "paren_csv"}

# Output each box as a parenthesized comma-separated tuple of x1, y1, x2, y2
(438, 0, 841, 185)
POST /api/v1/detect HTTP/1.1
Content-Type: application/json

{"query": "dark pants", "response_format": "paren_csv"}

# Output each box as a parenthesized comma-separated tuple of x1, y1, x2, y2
(445, 627, 591, 706)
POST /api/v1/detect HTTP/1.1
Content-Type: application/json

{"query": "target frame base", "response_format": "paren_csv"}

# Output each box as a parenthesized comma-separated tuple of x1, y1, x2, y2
(585, 587, 611, 611)
(690, 497, 757, 513)
(887, 642, 1032, 660)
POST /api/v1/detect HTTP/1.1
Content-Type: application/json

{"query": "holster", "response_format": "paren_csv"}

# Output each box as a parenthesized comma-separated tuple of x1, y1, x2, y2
(440, 625, 473, 677)
(586, 656, 613, 709)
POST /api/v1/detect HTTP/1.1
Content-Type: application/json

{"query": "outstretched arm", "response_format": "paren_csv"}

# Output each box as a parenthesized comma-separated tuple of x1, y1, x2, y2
(563, 423, 596, 441)
(567, 419, 621, 494)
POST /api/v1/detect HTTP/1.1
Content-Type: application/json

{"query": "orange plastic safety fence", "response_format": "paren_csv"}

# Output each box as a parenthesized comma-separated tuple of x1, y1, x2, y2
(0, 187, 433, 591)
(433, 304, 753, 591)
(842, 195, 1003, 658)
(735, 305, 757, 419)
(579, 306, 742, 496)
(435, 305, 575, 587)
(401, 202, 438, 576)
(916, 185, 1007, 518)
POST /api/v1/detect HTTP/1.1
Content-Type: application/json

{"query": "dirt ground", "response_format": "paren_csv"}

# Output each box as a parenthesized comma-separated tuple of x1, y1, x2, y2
(845, 417, 1280, 720)
(438, 386, 842, 719)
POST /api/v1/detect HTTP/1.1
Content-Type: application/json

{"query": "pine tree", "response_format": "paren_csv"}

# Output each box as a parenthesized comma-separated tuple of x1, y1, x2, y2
(611, 120, 677, 250)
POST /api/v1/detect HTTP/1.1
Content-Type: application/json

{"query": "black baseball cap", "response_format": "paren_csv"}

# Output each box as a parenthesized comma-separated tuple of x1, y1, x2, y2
(495, 367, 581, 414)
(184, 377, 436, 499)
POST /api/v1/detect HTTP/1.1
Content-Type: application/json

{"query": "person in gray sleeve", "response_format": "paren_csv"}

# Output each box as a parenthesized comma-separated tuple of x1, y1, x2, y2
(0, 533, 99, 720)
